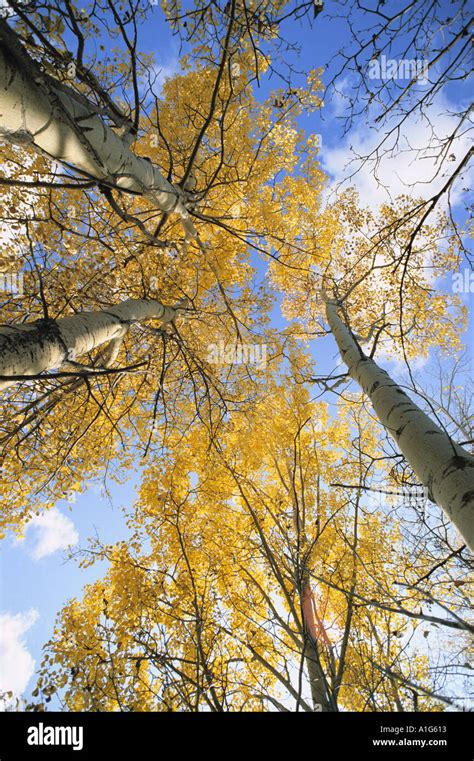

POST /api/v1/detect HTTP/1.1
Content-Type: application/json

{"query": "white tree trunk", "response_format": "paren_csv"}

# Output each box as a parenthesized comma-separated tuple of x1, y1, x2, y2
(0, 298, 179, 390)
(325, 295, 474, 551)
(0, 27, 195, 238)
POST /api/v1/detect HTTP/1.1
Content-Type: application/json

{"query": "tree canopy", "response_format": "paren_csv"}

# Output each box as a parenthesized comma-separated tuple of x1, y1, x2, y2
(0, 0, 472, 713)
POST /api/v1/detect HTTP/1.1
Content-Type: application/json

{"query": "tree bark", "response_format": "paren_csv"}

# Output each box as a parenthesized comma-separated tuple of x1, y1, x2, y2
(303, 634, 337, 712)
(301, 582, 337, 711)
(324, 295, 474, 550)
(0, 297, 180, 390)
(0, 21, 195, 238)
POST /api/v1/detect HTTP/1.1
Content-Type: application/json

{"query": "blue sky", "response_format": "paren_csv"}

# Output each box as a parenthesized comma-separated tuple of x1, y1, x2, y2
(0, 0, 472, 709)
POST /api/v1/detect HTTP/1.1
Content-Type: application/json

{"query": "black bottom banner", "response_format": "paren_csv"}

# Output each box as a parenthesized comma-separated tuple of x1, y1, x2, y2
(0, 710, 470, 759)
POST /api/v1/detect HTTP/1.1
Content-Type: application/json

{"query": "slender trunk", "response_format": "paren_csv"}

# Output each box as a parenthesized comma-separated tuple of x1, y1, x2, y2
(0, 297, 179, 390)
(301, 582, 337, 711)
(0, 21, 195, 238)
(303, 636, 337, 712)
(324, 295, 474, 550)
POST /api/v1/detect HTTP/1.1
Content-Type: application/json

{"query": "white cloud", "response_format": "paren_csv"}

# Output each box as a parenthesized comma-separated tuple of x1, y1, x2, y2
(380, 348, 430, 376)
(20, 508, 79, 560)
(145, 59, 181, 96)
(0, 609, 39, 701)
(322, 94, 473, 212)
